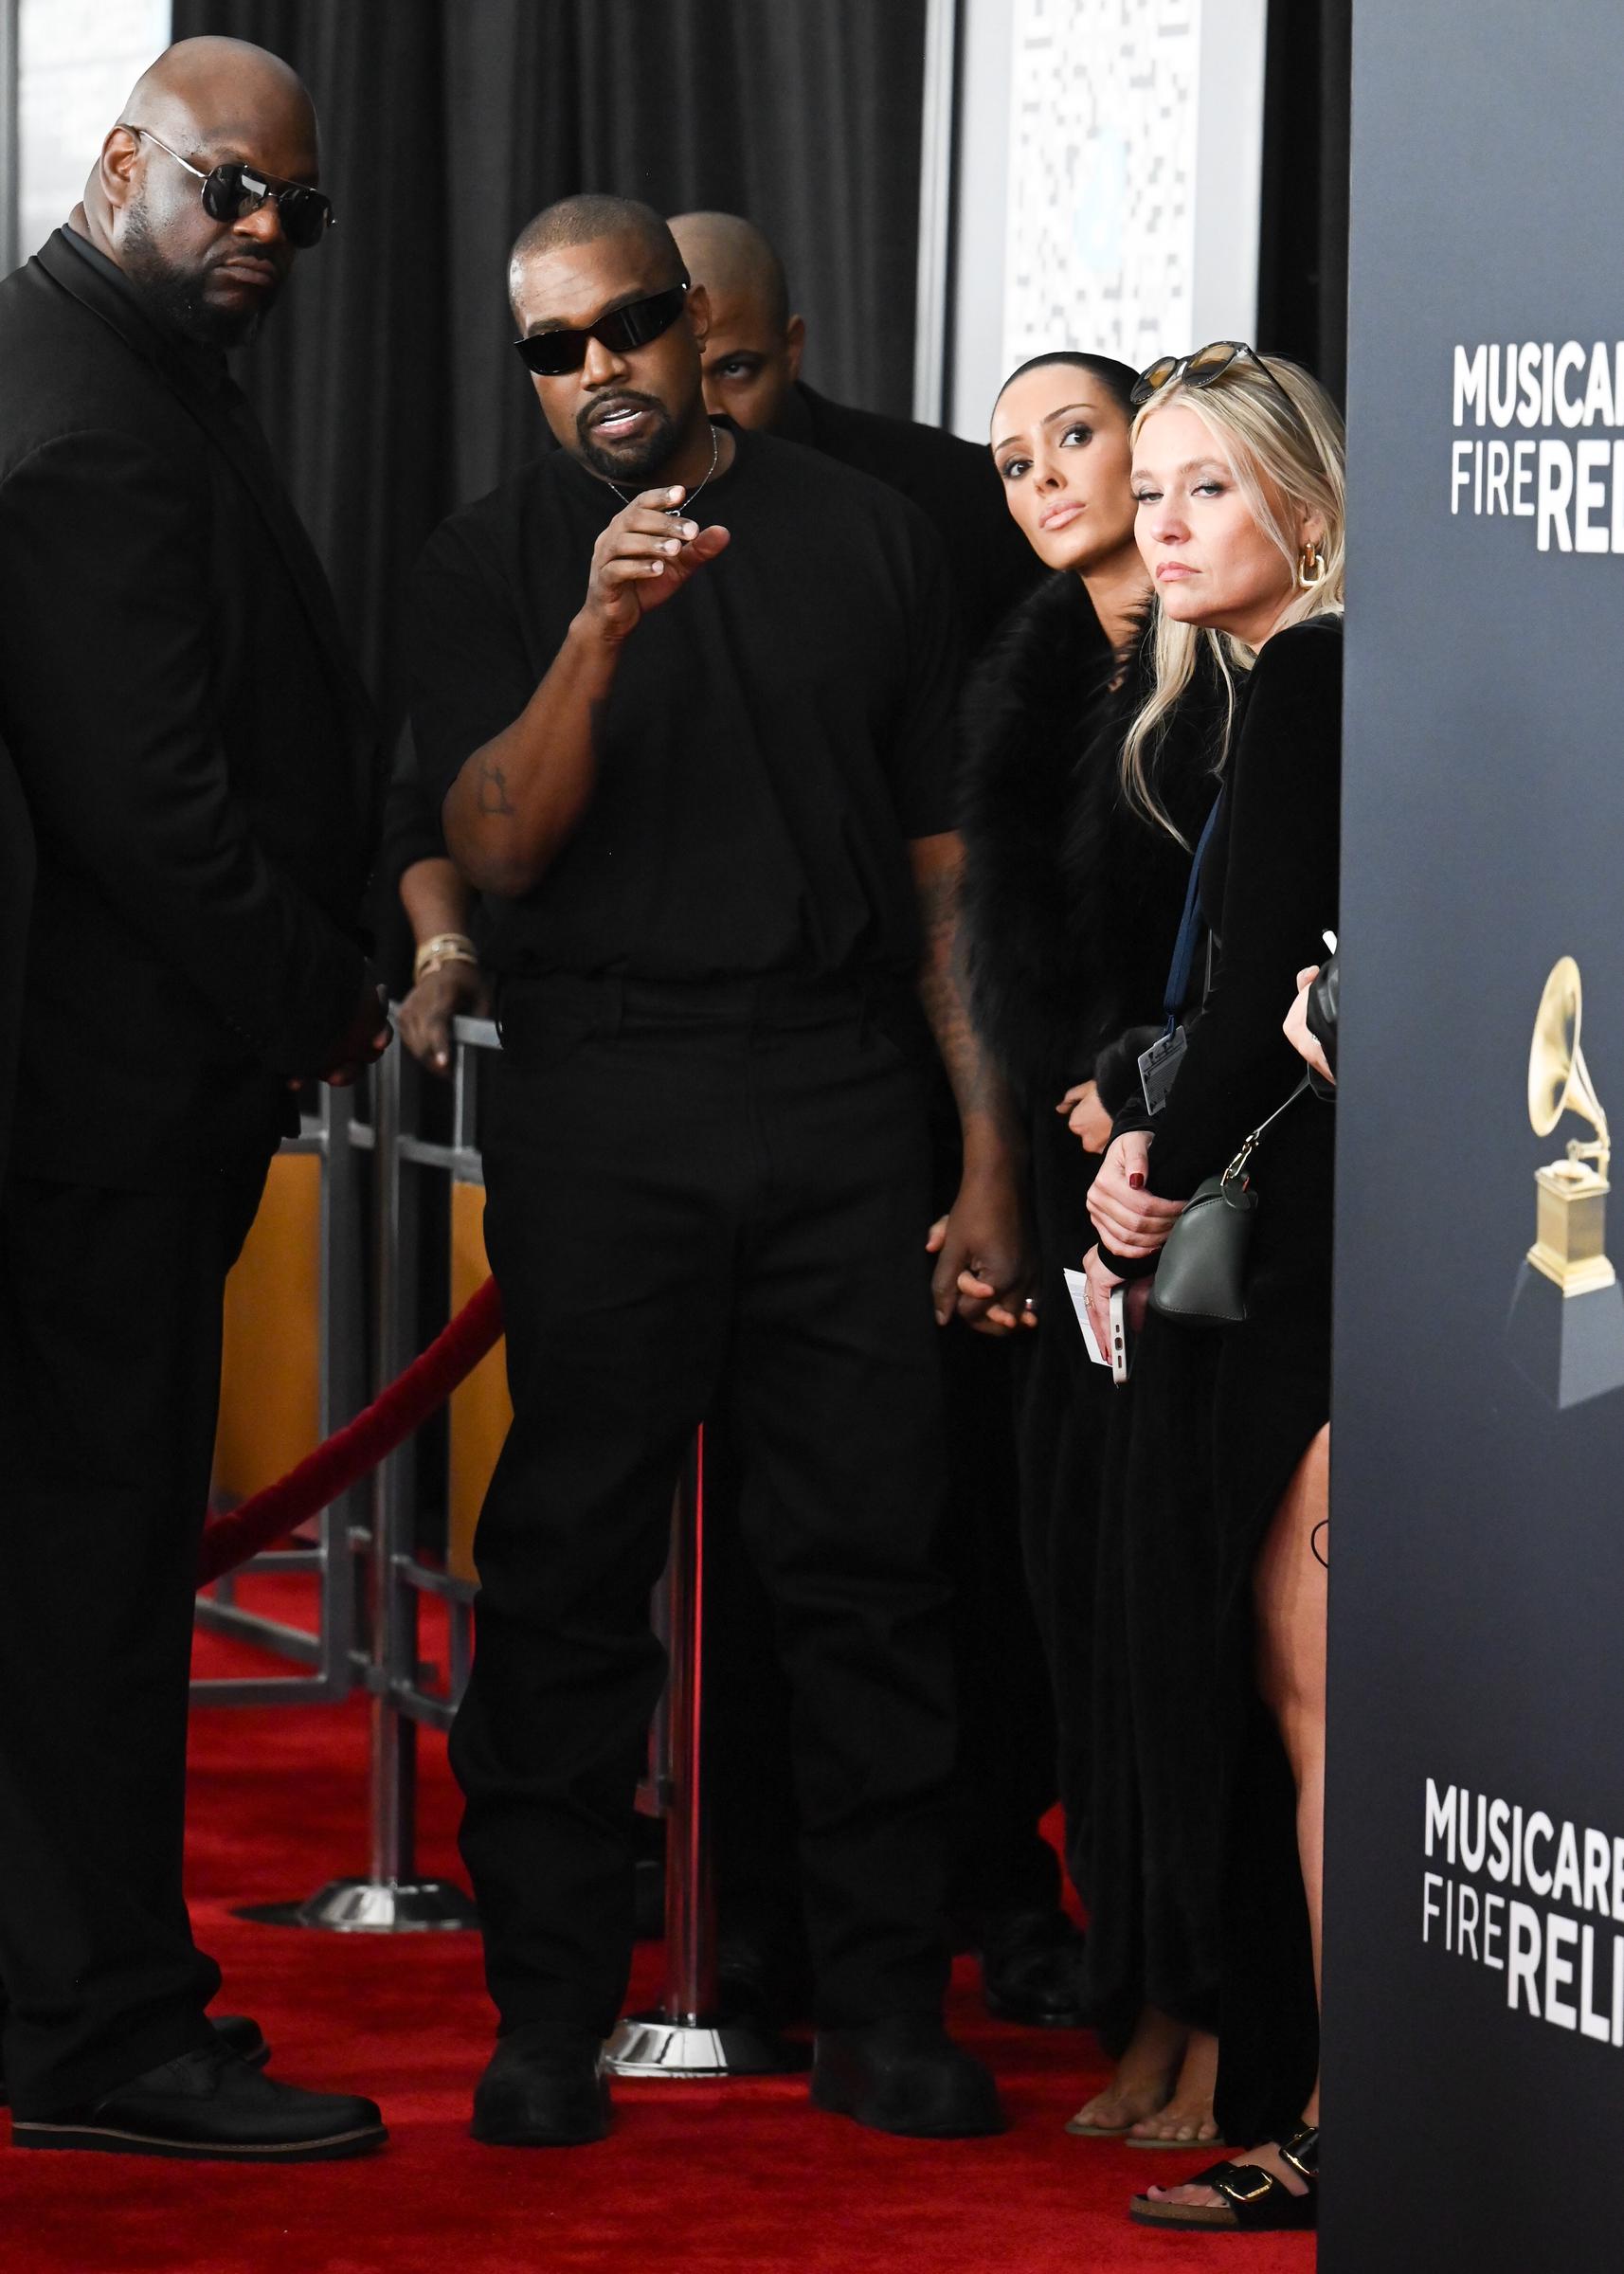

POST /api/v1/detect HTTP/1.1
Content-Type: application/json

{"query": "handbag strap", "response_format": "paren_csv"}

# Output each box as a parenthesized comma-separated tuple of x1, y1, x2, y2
(1161, 794, 1225, 1031)
(1221, 1073, 1311, 1192)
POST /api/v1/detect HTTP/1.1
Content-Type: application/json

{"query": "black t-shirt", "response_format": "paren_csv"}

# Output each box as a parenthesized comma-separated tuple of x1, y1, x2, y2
(782, 383, 1045, 658)
(408, 426, 957, 984)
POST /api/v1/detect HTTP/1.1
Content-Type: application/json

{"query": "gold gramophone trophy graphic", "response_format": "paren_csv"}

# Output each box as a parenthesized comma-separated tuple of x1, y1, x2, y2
(1506, 955, 1624, 1407)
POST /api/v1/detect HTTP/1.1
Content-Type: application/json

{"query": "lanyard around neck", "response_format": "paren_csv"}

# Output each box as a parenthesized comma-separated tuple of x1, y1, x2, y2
(1162, 794, 1225, 1031)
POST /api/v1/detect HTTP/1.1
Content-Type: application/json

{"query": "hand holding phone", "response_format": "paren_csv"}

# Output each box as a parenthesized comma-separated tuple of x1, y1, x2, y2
(1109, 1285, 1133, 1384)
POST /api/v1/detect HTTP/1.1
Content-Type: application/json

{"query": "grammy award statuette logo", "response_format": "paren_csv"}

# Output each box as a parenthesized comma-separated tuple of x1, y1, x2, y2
(1506, 956, 1624, 1407)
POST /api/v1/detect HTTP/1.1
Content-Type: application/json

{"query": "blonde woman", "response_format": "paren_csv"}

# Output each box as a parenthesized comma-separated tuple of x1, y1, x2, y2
(1079, 343, 1344, 2234)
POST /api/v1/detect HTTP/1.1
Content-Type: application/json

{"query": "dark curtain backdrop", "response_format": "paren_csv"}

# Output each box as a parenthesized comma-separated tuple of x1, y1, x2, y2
(171, 0, 928, 714)
(1257, 0, 1352, 406)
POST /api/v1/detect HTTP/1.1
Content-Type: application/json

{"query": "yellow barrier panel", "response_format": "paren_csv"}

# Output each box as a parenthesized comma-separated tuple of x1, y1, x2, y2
(214, 1150, 321, 1503)
(448, 1182, 511, 1582)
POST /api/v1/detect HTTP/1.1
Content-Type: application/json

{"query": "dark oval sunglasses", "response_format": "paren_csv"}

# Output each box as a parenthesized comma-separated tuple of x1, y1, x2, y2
(514, 279, 690, 377)
(1132, 338, 1299, 416)
(120, 124, 335, 250)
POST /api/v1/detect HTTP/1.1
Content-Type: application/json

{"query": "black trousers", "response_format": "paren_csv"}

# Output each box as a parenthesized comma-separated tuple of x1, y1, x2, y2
(0, 1165, 266, 2116)
(709, 1246, 1061, 1952)
(452, 974, 954, 2037)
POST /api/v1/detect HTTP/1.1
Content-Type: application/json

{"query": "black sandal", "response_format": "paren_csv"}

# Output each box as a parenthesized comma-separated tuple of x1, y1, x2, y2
(1128, 2123, 1319, 2231)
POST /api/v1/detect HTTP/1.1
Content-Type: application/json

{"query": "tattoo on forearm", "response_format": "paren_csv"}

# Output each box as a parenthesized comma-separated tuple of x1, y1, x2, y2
(477, 760, 515, 818)
(916, 866, 1000, 1120)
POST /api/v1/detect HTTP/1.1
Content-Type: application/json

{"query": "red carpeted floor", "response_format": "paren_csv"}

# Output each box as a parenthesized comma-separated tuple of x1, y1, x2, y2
(0, 1590, 1316, 2274)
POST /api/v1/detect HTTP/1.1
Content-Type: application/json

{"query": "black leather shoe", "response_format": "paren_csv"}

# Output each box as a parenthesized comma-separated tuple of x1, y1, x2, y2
(0, 2012, 269, 2109)
(471, 2027, 610, 2147)
(11, 2042, 387, 2161)
(978, 1908, 1090, 2029)
(811, 2014, 1006, 2138)
(211, 2014, 272, 2069)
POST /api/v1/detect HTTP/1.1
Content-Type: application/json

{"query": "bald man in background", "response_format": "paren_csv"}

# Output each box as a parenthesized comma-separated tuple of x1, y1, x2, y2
(670, 212, 1088, 2036)
(670, 210, 1039, 654)
(0, 41, 387, 2158)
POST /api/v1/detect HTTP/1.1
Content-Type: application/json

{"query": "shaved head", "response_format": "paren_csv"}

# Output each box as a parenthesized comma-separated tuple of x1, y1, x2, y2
(668, 210, 803, 434)
(669, 212, 789, 336)
(83, 36, 323, 349)
(509, 195, 682, 310)
(115, 36, 315, 158)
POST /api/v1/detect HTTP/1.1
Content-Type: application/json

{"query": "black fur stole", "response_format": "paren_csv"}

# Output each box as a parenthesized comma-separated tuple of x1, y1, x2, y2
(956, 574, 1222, 1111)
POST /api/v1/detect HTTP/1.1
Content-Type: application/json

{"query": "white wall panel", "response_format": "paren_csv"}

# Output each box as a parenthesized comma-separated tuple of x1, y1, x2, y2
(946, 0, 1266, 440)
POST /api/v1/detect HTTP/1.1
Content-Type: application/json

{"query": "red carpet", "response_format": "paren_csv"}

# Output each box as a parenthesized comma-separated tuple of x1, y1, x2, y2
(1, 1589, 1316, 2273)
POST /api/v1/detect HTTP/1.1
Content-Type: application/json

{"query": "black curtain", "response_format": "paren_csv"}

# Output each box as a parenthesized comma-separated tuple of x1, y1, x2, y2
(1256, 0, 1352, 406)
(171, 0, 928, 713)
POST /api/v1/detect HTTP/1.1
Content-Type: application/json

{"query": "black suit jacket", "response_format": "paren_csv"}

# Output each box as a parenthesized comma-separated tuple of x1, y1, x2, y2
(0, 230, 380, 1188)
(783, 383, 1045, 659)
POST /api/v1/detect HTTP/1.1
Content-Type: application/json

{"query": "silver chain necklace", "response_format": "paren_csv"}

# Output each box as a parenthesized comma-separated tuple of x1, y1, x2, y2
(604, 420, 720, 517)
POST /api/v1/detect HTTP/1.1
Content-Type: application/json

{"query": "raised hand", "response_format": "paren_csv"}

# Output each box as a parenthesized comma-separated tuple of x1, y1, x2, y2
(578, 485, 731, 645)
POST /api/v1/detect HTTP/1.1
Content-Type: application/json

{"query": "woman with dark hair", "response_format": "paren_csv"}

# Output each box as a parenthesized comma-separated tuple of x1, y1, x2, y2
(953, 351, 1227, 2145)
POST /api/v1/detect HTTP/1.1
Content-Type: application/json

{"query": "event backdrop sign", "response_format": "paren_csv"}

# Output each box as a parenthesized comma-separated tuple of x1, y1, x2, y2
(1326, 4, 1624, 2265)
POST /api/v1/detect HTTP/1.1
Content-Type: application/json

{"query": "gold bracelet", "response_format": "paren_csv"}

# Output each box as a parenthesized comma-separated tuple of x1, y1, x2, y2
(412, 932, 478, 985)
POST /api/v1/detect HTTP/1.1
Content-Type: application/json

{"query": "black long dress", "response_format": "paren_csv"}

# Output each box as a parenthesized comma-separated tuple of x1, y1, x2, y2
(956, 578, 1218, 1973)
(1100, 615, 1343, 2132)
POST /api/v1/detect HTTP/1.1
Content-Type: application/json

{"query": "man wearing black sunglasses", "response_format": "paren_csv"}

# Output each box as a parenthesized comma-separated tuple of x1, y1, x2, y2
(0, 38, 387, 2161)
(412, 194, 1025, 2149)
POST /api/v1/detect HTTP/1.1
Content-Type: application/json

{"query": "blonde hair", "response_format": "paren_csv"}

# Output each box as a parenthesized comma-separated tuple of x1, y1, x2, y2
(1122, 354, 1345, 839)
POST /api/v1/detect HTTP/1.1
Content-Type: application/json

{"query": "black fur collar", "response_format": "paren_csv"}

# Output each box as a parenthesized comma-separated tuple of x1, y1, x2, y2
(956, 575, 1220, 1109)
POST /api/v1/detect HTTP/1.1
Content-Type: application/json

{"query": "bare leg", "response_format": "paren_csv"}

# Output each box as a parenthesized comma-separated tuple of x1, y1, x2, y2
(1253, 1421, 1326, 2119)
(1145, 1426, 1328, 2206)
(1068, 2003, 1186, 2133)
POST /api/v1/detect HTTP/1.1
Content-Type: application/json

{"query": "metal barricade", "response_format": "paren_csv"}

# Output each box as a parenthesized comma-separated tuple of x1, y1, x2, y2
(192, 1083, 368, 1706)
(295, 1016, 491, 1930)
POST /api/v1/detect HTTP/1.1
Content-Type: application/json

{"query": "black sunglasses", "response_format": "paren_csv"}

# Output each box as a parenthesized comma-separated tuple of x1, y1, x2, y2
(514, 279, 690, 377)
(121, 124, 335, 249)
(1131, 339, 1297, 415)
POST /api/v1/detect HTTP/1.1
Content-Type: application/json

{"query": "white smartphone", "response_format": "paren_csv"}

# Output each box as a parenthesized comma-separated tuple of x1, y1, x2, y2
(1109, 1285, 1133, 1385)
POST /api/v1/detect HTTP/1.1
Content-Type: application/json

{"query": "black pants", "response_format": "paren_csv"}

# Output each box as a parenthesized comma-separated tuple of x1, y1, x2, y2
(709, 1273, 1061, 1953)
(452, 974, 953, 2037)
(0, 1165, 266, 2116)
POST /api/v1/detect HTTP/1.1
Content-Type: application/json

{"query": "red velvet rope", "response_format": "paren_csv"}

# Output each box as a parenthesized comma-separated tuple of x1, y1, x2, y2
(196, 1275, 506, 1586)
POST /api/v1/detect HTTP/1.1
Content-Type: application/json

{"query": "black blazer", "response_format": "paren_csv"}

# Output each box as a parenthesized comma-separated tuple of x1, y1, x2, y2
(0, 229, 380, 1189)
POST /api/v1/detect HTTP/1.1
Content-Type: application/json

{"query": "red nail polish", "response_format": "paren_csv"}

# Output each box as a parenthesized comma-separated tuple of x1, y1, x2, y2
(1128, 1172, 1146, 1190)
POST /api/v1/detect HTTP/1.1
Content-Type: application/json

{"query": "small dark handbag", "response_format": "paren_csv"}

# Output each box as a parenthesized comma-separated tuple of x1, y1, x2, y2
(1148, 1075, 1309, 1326)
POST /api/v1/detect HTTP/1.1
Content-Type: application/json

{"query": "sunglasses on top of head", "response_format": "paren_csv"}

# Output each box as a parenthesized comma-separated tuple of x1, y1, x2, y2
(1131, 338, 1299, 417)
(514, 277, 691, 377)
(120, 124, 335, 249)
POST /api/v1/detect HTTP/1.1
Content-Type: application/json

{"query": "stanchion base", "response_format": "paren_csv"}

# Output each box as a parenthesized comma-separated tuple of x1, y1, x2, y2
(235, 1878, 479, 1932)
(604, 2010, 807, 2078)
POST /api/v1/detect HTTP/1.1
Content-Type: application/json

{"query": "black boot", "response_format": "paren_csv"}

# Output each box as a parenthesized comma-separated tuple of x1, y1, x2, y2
(471, 2026, 610, 2148)
(811, 2014, 1005, 2138)
(978, 1907, 1090, 2028)
(10, 2041, 386, 2161)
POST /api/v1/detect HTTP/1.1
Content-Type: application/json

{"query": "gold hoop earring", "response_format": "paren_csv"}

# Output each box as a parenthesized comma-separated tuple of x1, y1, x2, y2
(1296, 541, 1326, 590)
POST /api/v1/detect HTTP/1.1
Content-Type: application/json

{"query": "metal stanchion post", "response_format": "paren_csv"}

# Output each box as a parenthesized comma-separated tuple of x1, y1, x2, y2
(294, 1040, 478, 1933)
(606, 1429, 801, 2076)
